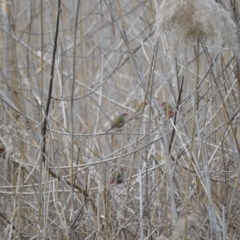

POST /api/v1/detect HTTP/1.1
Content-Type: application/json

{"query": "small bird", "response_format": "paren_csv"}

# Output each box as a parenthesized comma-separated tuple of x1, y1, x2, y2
(110, 167, 125, 185)
(130, 102, 148, 120)
(106, 113, 128, 133)
(160, 102, 175, 117)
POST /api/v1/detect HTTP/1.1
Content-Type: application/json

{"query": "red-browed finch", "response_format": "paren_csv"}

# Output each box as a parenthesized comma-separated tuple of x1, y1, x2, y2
(160, 102, 175, 117)
(130, 102, 148, 120)
(110, 167, 125, 184)
(106, 113, 128, 133)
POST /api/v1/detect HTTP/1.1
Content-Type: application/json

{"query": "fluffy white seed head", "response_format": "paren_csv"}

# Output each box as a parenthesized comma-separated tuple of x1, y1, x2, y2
(154, 0, 238, 55)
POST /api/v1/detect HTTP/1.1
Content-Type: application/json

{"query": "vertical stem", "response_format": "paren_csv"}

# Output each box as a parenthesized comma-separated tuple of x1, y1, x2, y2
(41, 0, 61, 235)
(39, 0, 44, 228)
(184, 40, 200, 239)
(70, 1, 80, 238)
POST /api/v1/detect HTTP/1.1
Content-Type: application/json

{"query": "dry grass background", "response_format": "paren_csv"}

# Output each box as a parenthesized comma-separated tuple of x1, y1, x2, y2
(0, 0, 240, 239)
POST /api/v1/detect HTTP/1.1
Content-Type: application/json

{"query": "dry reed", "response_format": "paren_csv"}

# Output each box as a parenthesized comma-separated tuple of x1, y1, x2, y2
(0, 0, 240, 239)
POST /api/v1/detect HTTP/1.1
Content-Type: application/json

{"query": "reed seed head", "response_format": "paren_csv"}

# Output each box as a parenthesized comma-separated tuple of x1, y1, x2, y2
(154, 0, 238, 55)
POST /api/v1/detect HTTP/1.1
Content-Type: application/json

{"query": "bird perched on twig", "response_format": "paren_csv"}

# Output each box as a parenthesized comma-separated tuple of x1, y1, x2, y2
(160, 102, 175, 117)
(106, 113, 128, 133)
(110, 167, 125, 185)
(129, 102, 148, 120)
